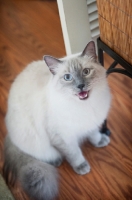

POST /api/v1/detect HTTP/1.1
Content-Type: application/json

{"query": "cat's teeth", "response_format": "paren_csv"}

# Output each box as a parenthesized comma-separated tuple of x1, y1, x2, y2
(78, 91, 88, 100)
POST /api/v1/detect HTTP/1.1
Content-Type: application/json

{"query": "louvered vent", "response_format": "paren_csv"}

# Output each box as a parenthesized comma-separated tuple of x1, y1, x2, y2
(86, 0, 100, 39)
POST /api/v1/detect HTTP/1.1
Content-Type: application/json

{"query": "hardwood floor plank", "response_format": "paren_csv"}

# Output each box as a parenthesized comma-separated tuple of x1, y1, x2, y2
(57, 147, 132, 200)
(0, 0, 65, 59)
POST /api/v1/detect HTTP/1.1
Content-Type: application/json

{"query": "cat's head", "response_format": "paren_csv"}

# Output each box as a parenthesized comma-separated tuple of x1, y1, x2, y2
(44, 41, 106, 100)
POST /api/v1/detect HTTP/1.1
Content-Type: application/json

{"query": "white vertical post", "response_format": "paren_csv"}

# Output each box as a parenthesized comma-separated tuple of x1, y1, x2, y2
(57, 0, 91, 55)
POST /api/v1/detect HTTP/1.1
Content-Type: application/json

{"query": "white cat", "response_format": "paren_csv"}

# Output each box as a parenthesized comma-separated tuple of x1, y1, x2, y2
(4, 41, 111, 200)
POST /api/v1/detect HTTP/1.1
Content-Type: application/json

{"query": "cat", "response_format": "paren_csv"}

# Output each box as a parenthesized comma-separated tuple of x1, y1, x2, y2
(3, 41, 111, 200)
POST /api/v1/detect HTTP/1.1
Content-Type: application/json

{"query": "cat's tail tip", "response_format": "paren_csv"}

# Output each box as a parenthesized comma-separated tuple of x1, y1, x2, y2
(19, 161, 59, 200)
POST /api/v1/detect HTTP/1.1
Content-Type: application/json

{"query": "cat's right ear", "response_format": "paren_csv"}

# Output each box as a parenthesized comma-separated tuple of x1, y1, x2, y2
(43, 56, 62, 75)
(81, 41, 96, 61)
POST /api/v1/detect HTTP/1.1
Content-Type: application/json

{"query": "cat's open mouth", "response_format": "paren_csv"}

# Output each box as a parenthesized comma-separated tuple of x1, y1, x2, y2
(78, 91, 89, 100)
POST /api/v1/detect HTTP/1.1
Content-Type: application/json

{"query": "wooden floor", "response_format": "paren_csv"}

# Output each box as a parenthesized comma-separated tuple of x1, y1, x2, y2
(0, 0, 132, 200)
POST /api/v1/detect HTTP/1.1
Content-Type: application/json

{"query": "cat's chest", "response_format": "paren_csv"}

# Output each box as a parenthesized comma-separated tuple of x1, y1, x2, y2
(48, 97, 103, 134)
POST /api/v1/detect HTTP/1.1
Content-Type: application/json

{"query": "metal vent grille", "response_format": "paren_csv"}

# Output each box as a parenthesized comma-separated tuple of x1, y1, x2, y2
(87, 0, 100, 39)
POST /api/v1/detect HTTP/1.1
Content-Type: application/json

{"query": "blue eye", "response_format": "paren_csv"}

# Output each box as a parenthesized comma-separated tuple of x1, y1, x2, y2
(64, 74, 73, 81)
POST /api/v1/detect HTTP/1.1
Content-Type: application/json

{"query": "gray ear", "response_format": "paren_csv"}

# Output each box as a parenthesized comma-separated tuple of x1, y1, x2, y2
(43, 56, 62, 75)
(82, 41, 96, 60)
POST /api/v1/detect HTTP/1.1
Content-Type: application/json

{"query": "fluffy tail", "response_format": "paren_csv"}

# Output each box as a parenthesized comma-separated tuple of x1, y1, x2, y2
(3, 136, 58, 200)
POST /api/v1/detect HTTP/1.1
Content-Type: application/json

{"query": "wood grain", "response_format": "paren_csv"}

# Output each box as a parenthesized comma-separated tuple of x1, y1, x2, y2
(0, 0, 132, 200)
(97, 0, 132, 64)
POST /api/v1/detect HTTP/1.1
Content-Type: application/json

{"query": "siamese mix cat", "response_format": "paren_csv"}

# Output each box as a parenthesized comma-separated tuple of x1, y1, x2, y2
(4, 41, 111, 200)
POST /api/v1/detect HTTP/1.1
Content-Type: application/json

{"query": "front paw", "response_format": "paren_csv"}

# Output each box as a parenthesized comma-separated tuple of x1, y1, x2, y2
(73, 161, 90, 175)
(49, 157, 63, 167)
(95, 135, 110, 148)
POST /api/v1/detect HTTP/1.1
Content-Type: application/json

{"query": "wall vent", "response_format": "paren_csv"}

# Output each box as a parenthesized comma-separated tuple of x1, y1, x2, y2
(86, 0, 100, 41)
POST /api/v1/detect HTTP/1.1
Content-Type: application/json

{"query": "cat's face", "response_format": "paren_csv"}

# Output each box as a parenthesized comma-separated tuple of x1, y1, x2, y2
(44, 41, 106, 100)
(53, 57, 106, 100)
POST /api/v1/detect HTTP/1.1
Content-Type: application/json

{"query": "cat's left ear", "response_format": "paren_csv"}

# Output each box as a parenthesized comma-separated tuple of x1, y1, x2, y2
(43, 56, 62, 75)
(81, 41, 96, 61)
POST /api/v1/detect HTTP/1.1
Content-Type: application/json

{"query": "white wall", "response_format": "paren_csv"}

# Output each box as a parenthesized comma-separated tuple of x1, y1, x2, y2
(57, 0, 92, 55)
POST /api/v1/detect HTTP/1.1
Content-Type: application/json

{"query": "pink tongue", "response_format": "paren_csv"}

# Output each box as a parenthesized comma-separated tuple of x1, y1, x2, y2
(78, 91, 88, 100)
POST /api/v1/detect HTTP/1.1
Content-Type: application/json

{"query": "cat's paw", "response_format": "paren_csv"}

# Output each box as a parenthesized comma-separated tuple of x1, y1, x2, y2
(73, 161, 90, 175)
(54, 158, 63, 167)
(49, 157, 63, 167)
(95, 134, 110, 148)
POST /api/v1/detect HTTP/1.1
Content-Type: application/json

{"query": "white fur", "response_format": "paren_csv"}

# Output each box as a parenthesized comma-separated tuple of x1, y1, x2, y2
(5, 58, 111, 168)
